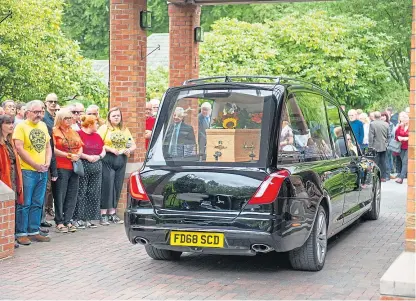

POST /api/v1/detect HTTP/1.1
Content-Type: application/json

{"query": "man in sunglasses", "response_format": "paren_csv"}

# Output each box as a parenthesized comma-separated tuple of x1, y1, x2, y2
(13, 100, 52, 245)
(41, 93, 59, 225)
(70, 102, 85, 131)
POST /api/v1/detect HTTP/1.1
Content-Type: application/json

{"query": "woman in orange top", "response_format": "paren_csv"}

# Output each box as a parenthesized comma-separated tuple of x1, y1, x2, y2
(0, 114, 24, 204)
(53, 109, 83, 233)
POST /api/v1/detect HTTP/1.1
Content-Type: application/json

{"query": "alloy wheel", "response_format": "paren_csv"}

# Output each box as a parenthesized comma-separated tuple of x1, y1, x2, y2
(316, 211, 327, 264)
(375, 180, 381, 216)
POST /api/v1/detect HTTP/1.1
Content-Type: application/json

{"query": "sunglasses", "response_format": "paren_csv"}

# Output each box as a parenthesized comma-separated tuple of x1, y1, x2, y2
(72, 111, 83, 115)
(47, 100, 58, 104)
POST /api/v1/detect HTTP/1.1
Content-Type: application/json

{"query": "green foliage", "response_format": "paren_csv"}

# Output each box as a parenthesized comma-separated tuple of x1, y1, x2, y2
(62, 0, 109, 59)
(146, 66, 168, 101)
(201, 0, 412, 90)
(200, 12, 394, 109)
(0, 0, 108, 106)
(147, 0, 169, 33)
(300, 0, 413, 90)
(369, 84, 409, 112)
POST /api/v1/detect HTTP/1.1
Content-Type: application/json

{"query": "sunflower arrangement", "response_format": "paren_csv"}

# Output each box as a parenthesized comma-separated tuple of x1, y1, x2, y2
(211, 103, 263, 129)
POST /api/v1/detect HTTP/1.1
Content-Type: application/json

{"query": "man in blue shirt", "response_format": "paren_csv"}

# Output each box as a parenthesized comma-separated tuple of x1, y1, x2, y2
(348, 109, 364, 149)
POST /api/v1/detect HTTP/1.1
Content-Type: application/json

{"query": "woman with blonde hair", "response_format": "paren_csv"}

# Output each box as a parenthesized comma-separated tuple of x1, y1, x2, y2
(52, 109, 83, 233)
(98, 107, 136, 225)
(73, 115, 106, 229)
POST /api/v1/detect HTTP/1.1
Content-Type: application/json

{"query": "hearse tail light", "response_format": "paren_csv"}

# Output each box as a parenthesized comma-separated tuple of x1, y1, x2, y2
(129, 172, 150, 201)
(247, 170, 290, 205)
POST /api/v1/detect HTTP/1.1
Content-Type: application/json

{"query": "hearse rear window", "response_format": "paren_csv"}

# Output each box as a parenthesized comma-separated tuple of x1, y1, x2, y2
(147, 88, 273, 165)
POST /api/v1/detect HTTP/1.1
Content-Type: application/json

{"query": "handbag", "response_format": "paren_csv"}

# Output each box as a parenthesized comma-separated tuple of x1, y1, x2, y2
(387, 138, 401, 153)
(60, 129, 85, 176)
(72, 160, 85, 177)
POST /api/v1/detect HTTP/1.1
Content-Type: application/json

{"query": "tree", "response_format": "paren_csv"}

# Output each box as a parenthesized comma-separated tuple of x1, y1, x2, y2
(201, 0, 412, 90)
(147, 66, 168, 101)
(200, 12, 394, 109)
(298, 0, 412, 90)
(62, 0, 109, 59)
(0, 0, 107, 106)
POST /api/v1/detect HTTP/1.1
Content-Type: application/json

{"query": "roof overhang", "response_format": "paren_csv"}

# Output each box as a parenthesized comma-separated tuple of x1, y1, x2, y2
(168, 0, 335, 5)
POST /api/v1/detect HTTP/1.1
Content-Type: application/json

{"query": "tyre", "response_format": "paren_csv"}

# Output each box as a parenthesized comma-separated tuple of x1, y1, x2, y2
(289, 205, 327, 271)
(364, 177, 381, 220)
(145, 245, 182, 261)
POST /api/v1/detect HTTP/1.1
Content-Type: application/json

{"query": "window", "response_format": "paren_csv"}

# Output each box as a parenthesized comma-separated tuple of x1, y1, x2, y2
(147, 88, 273, 165)
(278, 92, 333, 163)
(326, 104, 347, 158)
(340, 112, 359, 157)
(326, 103, 359, 157)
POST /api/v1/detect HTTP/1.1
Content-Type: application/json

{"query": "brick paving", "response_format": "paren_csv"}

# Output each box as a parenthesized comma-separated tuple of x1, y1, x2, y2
(0, 180, 406, 300)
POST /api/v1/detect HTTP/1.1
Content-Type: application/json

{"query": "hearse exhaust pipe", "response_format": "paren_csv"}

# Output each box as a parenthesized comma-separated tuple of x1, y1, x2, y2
(134, 237, 149, 245)
(251, 244, 274, 253)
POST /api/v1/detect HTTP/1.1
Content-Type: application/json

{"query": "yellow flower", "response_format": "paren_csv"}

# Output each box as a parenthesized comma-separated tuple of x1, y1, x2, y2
(222, 118, 237, 129)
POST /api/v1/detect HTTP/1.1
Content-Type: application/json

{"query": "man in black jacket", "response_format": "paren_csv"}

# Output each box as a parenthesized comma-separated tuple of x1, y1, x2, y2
(198, 102, 212, 157)
(41, 93, 59, 227)
(165, 107, 196, 158)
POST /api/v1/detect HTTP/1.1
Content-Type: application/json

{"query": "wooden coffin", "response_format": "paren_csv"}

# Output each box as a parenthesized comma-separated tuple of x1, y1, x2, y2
(205, 129, 261, 162)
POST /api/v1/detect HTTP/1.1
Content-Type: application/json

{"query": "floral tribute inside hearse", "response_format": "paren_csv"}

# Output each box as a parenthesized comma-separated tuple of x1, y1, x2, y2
(149, 87, 273, 165)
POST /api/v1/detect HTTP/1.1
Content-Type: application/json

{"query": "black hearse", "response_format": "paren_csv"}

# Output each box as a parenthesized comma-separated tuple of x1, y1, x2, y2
(125, 76, 381, 271)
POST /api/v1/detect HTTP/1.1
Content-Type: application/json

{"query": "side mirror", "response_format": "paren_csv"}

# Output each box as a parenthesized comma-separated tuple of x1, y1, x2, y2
(364, 147, 377, 158)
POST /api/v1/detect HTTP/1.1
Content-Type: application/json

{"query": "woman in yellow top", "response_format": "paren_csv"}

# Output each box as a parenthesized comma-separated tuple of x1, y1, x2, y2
(98, 107, 136, 225)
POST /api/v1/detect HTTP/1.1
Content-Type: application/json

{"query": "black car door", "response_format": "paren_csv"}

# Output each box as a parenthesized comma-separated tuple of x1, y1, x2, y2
(325, 103, 352, 231)
(278, 92, 346, 235)
(338, 111, 367, 223)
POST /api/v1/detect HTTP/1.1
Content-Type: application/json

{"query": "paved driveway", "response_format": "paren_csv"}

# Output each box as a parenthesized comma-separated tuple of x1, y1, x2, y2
(0, 180, 406, 300)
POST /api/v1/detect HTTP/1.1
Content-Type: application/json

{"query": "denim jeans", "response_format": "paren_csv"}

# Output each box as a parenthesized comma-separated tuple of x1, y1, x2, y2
(385, 150, 394, 178)
(399, 149, 408, 180)
(16, 170, 48, 237)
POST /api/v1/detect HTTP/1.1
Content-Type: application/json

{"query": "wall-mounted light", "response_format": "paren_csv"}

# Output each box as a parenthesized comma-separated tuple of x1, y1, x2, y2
(194, 27, 204, 42)
(140, 11, 152, 29)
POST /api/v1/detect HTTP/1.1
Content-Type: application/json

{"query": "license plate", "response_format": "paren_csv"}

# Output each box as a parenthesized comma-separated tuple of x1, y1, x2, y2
(170, 231, 224, 248)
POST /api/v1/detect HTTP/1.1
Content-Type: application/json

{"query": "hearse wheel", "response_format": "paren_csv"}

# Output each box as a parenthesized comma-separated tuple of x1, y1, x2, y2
(289, 205, 327, 271)
(364, 176, 381, 221)
(145, 245, 182, 261)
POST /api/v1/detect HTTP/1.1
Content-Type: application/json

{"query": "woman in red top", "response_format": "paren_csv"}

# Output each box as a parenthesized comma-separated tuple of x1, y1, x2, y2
(73, 115, 105, 229)
(53, 109, 83, 232)
(395, 112, 409, 184)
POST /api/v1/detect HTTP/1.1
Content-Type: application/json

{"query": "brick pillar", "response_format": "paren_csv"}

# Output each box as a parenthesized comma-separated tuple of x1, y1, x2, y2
(168, 3, 200, 87)
(407, 0, 416, 253)
(110, 0, 147, 214)
(380, 2, 416, 299)
(0, 182, 15, 260)
(168, 3, 201, 138)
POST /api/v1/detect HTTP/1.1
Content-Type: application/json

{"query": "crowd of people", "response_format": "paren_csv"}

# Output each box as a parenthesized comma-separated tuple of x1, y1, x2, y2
(347, 106, 410, 184)
(0, 95, 161, 247)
